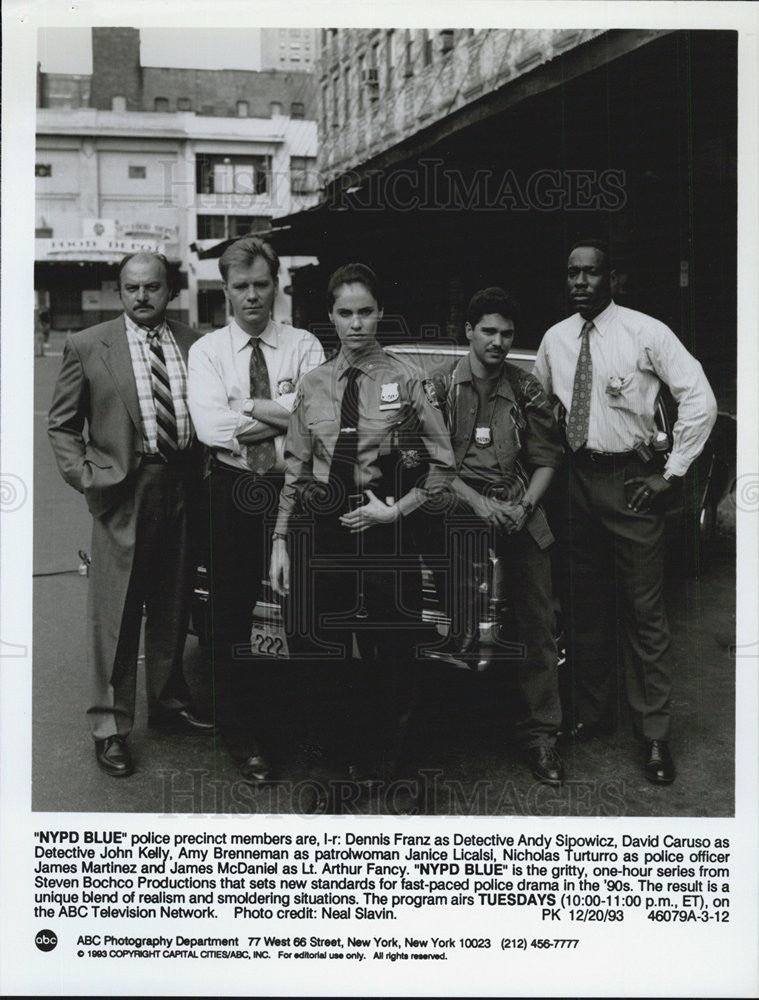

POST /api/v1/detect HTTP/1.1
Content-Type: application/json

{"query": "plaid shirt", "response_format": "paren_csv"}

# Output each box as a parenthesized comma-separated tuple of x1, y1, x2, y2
(125, 314, 192, 452)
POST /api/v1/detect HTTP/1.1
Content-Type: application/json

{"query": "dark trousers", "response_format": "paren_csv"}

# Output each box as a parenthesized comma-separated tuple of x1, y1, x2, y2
(207, 465, 282, 762)
(557, 452, 673, 740)
(87, 461, 196, 739)
(286, 514, 425, 775)
(441, 506, 561, 747)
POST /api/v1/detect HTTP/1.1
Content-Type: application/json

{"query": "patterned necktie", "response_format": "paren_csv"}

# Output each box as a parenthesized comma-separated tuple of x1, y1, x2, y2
(246, 337, 277, 475)
(147, 329, 178, 460)
(328, 366, 362, 502)
(565, 319, 594, 452)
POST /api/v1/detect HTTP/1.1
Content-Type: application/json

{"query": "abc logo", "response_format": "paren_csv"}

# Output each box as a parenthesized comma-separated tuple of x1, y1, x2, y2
(35, 929, 58, 952)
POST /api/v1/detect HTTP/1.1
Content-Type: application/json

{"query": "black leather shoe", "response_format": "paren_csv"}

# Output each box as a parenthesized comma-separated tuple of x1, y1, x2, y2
(526, 745, 564, 786)
(148, 708, 215, 732)
(644, 740, 675, 785)
(239, 750, 271, 784)
(95, 735, 134, 777)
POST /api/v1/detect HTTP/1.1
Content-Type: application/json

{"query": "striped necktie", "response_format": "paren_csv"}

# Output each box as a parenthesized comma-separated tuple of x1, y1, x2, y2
(147, 329, 178, 460)
(565, 320, 594, 452)
(246, 336, 276, 475)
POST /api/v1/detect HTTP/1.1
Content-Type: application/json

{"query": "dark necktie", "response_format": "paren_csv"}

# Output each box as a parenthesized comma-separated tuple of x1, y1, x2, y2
(565, 319, 594, 452)
(147, 329, 178, 460)
(328, 366, 362, 504)
(246, 337, 276, 475)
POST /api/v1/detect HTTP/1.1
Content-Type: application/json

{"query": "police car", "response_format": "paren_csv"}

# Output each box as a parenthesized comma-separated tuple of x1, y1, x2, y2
(191, 341, 732, 671)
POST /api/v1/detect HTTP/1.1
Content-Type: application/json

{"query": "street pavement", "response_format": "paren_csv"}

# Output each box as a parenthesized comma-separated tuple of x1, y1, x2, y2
(32, 337, 736, 817)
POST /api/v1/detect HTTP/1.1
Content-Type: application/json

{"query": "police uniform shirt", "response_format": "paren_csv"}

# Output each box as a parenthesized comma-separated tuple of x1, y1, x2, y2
(275, 344, 456, 534)
(459, 371, 505, 485)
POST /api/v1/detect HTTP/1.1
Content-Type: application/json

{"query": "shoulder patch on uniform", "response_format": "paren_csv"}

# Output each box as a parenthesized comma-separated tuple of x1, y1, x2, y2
(422, 378, 441, 409)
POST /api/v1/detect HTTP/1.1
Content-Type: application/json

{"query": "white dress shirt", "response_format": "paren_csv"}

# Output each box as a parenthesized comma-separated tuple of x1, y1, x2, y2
(534, 301, 717, 477)
(188, 317, 325, 471)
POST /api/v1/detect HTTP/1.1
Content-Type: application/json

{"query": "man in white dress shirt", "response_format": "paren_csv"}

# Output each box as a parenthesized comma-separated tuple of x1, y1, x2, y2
(534, 239, 717, 784)
(188, 237, 324, 782)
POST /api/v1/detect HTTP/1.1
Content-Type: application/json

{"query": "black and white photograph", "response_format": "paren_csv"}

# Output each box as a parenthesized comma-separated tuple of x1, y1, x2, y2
(1, 2, 757, 997)
(30, 22, 737, 817)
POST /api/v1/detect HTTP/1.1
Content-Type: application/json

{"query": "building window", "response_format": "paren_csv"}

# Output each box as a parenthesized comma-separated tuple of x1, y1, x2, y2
(343, 66, 350, 118)
(404, 31, 414, 77)
(177, 97, 192, 111)
(35, 227, 53, 238)
(237, 100, 249, 117)
(290, 156, 318, 194)
(290, 101, 305, 119)
(229, 215, 271, 237)
(196, 155, 271, 196)
(358, 54, 365, 111)
(423, 30, 433, 66)
(197, 288, 227, 329)
(270, 101, 282, 117)
(154, 97, 169, 111)
(128, 165, 147, 179)
(386, 30, 395, 90)
(196, 214, 272, 240)
(332, 75, 339, 126)
(440, 29, 455, 56)
(35, 164, 52, 178)
(321, 82, 329, 128)
(196, 215, 226, 240)
(112, 95, 126, 111)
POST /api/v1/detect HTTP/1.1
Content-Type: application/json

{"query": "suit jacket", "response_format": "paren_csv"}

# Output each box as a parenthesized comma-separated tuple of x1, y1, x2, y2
(48, 314, 204, 517)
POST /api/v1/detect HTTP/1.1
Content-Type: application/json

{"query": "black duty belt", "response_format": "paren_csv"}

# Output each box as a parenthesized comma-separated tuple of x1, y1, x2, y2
(210, 452, 283, 479)
(573, 449, 637, 464)
(141, 450, 194, 468)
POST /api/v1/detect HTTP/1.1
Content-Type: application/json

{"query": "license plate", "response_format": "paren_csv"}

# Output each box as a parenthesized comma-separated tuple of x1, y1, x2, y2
(248, 600, 289, 659)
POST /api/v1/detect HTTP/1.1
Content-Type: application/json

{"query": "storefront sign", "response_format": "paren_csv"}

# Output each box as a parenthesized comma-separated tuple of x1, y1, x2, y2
(35, 237, 166, 263)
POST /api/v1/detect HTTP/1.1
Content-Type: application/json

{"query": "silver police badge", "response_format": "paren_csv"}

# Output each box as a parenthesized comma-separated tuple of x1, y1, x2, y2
(475, 426, 492, 447)
(379, 382, 401, 410)
(277, 379, 295, 395)
(400, 449, 421, 468)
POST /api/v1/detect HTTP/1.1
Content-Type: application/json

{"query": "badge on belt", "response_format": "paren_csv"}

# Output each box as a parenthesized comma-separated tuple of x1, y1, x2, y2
(422, 378, 441, 409)
(379, 382, 401, 410)
(475, 426, 492, 447)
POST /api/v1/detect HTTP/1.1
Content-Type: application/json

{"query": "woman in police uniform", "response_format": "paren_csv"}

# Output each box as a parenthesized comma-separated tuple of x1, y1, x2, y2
(269, 263, 455, 808)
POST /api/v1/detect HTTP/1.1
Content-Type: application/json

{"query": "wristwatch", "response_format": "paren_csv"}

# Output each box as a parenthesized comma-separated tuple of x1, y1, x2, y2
(241, 399, 256, 416)
(271, 532, 288, 543)
(518, 497, 535, 515)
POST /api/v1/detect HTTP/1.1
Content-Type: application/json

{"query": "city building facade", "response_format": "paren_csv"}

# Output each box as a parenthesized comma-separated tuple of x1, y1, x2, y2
(261, 28, 317, 71)
(271, 27, 735, 397)
(35, 28, 319, 331)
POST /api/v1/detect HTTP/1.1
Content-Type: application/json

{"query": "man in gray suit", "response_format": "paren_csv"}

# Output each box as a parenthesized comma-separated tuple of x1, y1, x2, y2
(48, 252, 212, 778)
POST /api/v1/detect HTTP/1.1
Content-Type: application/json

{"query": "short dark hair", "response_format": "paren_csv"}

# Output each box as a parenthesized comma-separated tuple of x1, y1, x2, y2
(327, 262, 383, 311)
(568, 238, 614, 270)
(117, 252, 179, 299)
(465, 287, 520, 329)
(218, 236, 280, 283)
